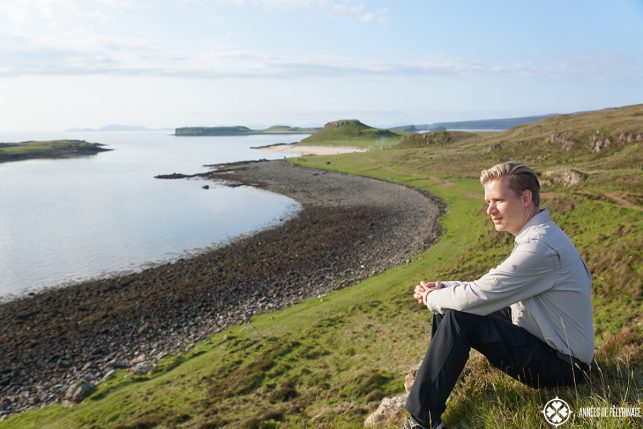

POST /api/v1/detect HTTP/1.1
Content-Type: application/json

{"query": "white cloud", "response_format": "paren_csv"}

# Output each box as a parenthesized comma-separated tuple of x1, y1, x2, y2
(214, 0, 387, 24)
(0, 29, 610, 81)
(0, 0, 141, 27)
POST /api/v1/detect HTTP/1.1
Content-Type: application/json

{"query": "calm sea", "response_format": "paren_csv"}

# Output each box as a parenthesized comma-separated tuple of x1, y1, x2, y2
(0, 131, 307, 299)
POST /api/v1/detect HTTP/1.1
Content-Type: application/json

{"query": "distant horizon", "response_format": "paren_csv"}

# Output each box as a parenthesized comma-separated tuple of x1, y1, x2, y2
(4, 103, 640, 134)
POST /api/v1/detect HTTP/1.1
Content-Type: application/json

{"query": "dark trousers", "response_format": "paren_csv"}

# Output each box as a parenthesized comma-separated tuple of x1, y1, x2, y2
(405, 309, 587, 426)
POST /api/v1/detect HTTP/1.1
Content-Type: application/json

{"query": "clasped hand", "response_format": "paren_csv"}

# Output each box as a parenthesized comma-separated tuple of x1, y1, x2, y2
(413, 280, 443, 305)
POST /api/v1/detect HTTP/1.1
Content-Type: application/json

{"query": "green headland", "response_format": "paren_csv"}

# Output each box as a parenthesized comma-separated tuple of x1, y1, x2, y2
(2, 104, 641, 428)
(0, 140, 111, 163)
(174, 125, 320, 136)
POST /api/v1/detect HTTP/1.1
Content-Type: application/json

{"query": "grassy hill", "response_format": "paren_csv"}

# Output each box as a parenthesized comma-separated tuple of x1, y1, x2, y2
(300, 119, 403, 148)
(2, 105, 641, 428)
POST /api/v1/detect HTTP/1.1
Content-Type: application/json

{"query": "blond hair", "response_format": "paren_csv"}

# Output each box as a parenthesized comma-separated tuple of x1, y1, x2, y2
(480, 162, 541, 206)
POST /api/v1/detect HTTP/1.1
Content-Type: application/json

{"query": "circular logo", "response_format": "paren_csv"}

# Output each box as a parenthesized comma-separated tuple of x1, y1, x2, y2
(542, 396, 572, 426)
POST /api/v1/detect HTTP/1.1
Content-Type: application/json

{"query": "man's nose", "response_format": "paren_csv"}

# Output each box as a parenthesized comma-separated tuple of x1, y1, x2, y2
(487, 203, 496, 214)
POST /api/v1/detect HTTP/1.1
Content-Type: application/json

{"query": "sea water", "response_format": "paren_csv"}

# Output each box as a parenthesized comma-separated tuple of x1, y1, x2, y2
(0, 130, 306, 298)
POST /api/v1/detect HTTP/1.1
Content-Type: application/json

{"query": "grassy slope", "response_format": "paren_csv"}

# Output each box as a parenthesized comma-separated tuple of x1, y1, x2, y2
(2, 106, 642, 429)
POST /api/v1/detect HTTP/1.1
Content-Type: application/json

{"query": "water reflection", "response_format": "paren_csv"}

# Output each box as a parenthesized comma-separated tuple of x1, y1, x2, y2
(0, 131, 306, 297)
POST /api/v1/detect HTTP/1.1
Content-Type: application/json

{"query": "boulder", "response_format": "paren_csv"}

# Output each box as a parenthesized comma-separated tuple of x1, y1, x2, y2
(364, 394, 408, 427)
(364, 363, 421, 427)
(542, 169, 587, 187)
(130, 361, 154, 375)
(63, 381, 96, 405)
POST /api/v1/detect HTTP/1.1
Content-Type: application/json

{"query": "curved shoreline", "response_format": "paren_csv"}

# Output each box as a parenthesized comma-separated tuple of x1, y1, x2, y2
(0, 160, 443, 417)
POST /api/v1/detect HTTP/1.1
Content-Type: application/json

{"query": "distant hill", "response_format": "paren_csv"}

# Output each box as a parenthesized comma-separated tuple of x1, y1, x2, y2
(389, 124, 419, 132)
(300, 119, 402, 147)
(409, 114, 553, 131)
(175, 125, 320, 136)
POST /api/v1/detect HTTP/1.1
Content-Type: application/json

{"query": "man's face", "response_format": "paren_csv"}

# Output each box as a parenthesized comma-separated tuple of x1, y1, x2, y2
(484, 177, 530, 236)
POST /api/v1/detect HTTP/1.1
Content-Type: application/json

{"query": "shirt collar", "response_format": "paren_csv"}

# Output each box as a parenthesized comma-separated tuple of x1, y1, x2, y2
(515, 208, 549, 242)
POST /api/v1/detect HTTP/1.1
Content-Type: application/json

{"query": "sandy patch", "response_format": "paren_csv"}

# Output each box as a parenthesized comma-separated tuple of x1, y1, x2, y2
(257, 144, 367, 156)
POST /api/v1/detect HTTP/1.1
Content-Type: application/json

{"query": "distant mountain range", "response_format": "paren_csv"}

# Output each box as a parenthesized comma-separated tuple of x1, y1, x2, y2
(390, 114, 553, 132)
(67, 124, 171, 132)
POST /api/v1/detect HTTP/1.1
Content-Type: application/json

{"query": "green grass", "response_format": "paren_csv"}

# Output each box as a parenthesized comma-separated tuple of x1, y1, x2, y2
(2, 106, 641, 428)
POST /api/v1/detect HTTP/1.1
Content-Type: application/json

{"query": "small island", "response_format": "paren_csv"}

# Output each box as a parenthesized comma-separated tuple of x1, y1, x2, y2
(0, 140, 112, 163)
(175, 125, 320, 136)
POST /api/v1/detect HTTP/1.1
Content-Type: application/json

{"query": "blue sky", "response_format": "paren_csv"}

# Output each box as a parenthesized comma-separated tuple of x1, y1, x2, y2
(0, 0, 642, 131)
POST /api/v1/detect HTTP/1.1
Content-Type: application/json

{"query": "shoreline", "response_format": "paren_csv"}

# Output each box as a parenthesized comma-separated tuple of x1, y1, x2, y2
(0, 159, 443, 417)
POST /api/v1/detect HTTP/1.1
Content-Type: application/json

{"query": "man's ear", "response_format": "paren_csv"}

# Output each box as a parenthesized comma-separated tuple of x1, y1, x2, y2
(522, 190, 533, 207)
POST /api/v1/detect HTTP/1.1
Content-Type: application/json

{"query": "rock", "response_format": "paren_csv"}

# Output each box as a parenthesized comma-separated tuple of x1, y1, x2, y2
(0, 398, 11, 412)
(202, 185, 209, 190)
(154, 173, 192, 179)
(542, 169, 587, 187)
(63, 381, 96, 404)
(364, 394, 408, 427)
(130, 361, 154, 375)
(364, 363, 423, 427)
(105, 358, 128, 369)
(99, 369, 116, 384)
(404, 363, 421, 393)
(82, 372, 97, 383)
(130, 354, 147, 365)
(561, 169, 587, 186)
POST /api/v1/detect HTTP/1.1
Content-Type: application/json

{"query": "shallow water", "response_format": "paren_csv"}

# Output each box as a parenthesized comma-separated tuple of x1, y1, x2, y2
(0, 130, 306, 298)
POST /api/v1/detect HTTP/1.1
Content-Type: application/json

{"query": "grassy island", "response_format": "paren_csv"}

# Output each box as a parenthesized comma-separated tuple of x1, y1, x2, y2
(2, 105, 641, 428)
(300, 119, 403, 148)
(175, 125, 320, 136)
(0, 140, 111, 163)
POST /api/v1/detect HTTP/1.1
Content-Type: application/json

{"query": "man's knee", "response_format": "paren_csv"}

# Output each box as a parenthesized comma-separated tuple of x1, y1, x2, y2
(442, 309, 480, 326)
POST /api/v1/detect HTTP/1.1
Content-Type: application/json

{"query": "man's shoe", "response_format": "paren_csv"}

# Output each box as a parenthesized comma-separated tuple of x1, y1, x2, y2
(401, 416, 445, 429)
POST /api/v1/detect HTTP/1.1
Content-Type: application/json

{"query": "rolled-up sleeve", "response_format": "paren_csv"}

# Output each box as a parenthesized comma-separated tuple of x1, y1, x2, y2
(425, 241, 558, 315)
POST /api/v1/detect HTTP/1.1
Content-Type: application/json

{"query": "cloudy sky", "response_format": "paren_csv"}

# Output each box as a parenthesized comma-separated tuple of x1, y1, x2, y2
(1, 0, 642, 131)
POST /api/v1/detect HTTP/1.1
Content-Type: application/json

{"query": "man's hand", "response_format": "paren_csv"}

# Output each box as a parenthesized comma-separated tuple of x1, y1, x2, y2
(413, 280, 443, 305)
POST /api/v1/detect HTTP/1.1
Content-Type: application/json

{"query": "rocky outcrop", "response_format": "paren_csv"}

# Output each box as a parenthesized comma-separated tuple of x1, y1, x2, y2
(548, 130, 642, 153)
(364, 394, 408, 427)
(364, 363, 421, 427)
(324, 119, 370, 129)
(542, 169, 588, 187)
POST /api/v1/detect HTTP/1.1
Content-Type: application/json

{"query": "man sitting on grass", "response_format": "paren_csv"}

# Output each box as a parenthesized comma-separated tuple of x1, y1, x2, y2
(403, 162, 593, 429)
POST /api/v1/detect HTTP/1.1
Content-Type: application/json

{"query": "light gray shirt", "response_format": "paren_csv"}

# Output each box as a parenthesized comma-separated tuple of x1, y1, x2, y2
(425, 209, 594, 364)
